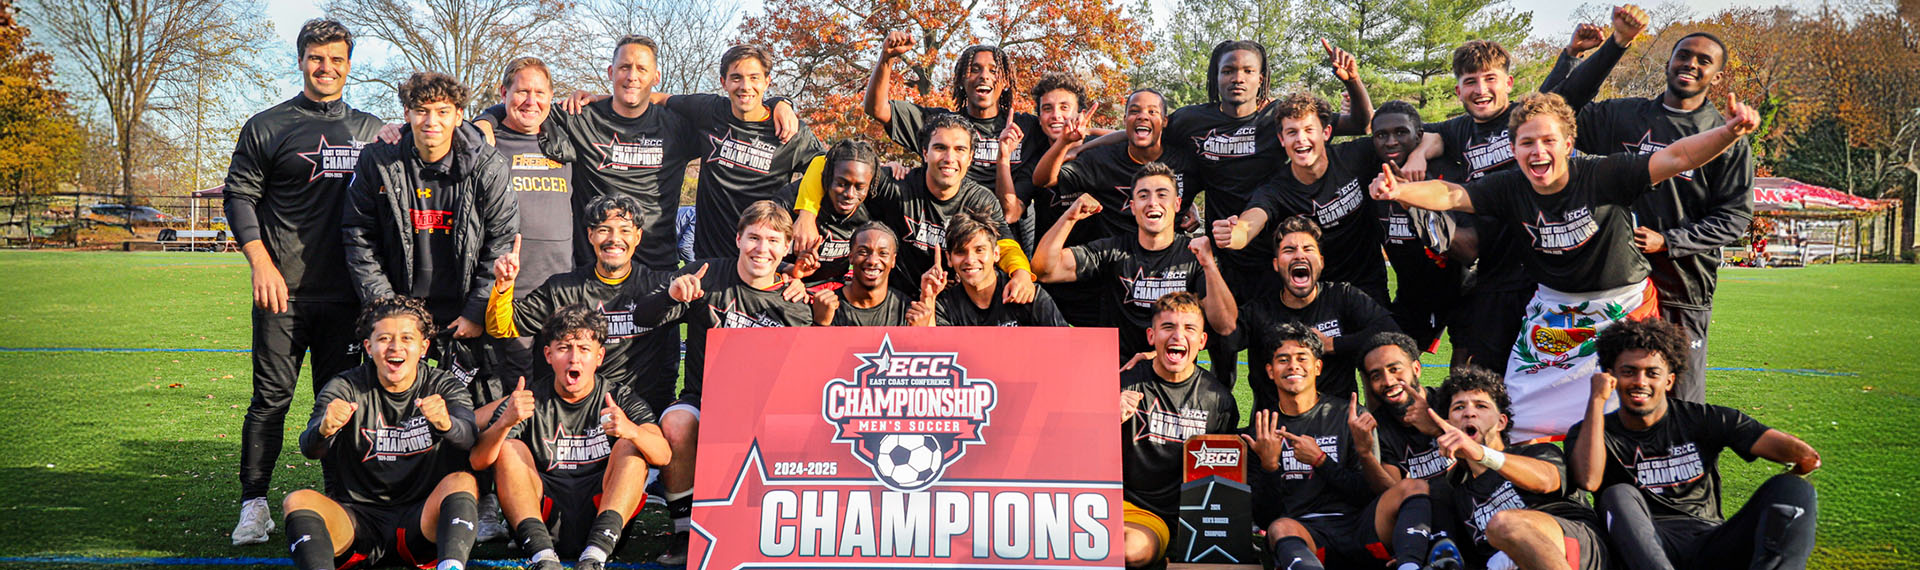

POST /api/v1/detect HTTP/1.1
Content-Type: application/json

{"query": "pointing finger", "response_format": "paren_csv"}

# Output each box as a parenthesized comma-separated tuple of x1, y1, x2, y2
(1321, 38, 1334, 58)
(511, 234, 521, 255)
(1427, 408, 1451, 430)
(693, 263, 709, 279)
(1349, 393, 1359, 419)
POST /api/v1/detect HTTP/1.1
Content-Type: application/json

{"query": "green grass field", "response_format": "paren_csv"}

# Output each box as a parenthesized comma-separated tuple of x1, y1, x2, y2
(0, 250, 1916, 568)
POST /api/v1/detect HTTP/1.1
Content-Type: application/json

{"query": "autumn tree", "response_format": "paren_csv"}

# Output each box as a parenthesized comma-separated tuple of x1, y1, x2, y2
(569, 0, 740, 95)
(30, 0, 267, 220)
(0, 0, 82, 243)
(736, 0, 1151, 146)
(323, 0, 574, 115)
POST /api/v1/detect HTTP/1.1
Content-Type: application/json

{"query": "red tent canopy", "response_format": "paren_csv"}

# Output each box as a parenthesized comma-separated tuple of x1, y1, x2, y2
(1752, 178, 1891, 212)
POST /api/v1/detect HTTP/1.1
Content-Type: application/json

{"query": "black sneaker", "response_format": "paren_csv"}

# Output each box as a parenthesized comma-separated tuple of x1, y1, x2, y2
(527, 558, 563, 570)
(657, 531, 690, 565)
(575, 558, 605, 570)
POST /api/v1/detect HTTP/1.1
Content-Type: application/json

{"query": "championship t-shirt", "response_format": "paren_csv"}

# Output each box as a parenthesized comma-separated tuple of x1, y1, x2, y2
(831, 287, 917, 326)
(1565, 399, 1769, 522)
(490, 378, 658, 483)
(536, 99, 702, 269)
(509, 267, 679, 411)
(1248, 139, 1388, 298)
(1448, 442, 1597, 547)
(1465, 153, 1654, 293)
(1071, 235, 1206, 357)
(1120, 365, 1239, 523)
(302, 365, 476, 506)
(1424, 108, 1533, 294)
(492, 126, 575, 294)
(1234, 281, 1398, 413)
(1245, 397, 1369, 524)
(633, 260, 815, 408)
(1161, 101, 1283, 267)
(865, 169, 1014, 280)
(666, 94, 825, 259)
(1052, 143, 1192, 242)
(1374, 388, 1453, 481)
(222, 95, 383, 301)
(934, 272, 1068, 327)
(883, 101, 1043, 189)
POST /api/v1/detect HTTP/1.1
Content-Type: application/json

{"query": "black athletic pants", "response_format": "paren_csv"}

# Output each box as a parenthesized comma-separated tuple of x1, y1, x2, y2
(1661, 305, 1711, 404)
(1598, 475, 1817, 570)
(240, 300, 360, 500)
(1449, 288, 1530, 373)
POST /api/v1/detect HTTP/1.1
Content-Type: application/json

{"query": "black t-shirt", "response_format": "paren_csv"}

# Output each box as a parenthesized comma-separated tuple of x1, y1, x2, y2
(301, 365, 476, 506)
(1234, 282, 1398, 413)
(1071, 235, 1206, 357)
(1465, 154, 1654, 292)
(406, 155, 463, 318)
(1245, 397, 1369, 524)
(491, 126, 575, 295)
(1424, 109, 1534, 294)
(509, 267, 679, 410)
(634, 260, 815, 407)
(222, 95, 383, 301)
(1448, 442, 1596, 548)
(1374, 389, 1453, 481)
(489, 378, 658, 482)
(1566, 399, 1770, 522)
(1249, 140, 1388, 293)
(934, 272, 1068, 327)
(667, 94, 825, 259)
(1377, 201, 1457, 300)
(536, 99, 702, 269)
(1052, 143, 1193, 242)
(832, 287, 916, 326)
(1162, 101, 1283, 268)
(883, 101, 1042, 190)
(1120, 365, 1239, 523)
(781, 178, 872, 287)
(866, 170, 1014, 280)
(1575, 96, 1754, 310)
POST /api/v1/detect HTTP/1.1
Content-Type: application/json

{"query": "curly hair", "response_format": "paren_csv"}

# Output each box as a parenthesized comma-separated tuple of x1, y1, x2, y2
(1508, 92, 1578, 142)
(1029, 73, 1088, 111)
(1596, 317, 1691, 377)
(537, 303, 608, 349)
(356, 296, 434, 340)
(852, 221, 898, 249)
(1374, 100, 1422, 128)
(1452, 40, 1512, 77)
(1275, 92, 1336, 131)
(397, 71, 470, 111)
(1435, 364, 1513, 445)
(582, 194, 645, 229)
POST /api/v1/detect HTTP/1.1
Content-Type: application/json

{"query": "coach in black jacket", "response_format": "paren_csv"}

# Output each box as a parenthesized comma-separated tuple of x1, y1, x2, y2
(342, 72, 519, 339)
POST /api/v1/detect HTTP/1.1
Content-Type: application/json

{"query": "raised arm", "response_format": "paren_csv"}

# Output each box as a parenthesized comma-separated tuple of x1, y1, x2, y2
(1324, 39, 1372, 136)
(1649, 92, 1758, 184)
(1191, 237, 1236, 334)
(1371, 164, 1475, 213)
(1031, 194, 1097, 283)
(864, 31, 914, 125)
(1569, 373, 1614, 492)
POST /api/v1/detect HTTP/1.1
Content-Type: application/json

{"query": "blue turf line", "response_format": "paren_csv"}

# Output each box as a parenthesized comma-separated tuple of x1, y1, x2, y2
(1193, 358, 1858, 377)
(0, 556, 672, 568)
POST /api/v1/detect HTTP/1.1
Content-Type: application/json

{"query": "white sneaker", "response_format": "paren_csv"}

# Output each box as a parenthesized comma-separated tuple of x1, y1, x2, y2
(476, 494, 507, 542)
(231, 497, 274, 545)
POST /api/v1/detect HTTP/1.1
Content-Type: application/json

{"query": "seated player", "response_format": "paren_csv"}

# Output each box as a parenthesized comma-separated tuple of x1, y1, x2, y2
(1569, 318, 1820, 570)
(1354, 332, 1454, 494)
(635, 199, 816, 562)
(1380, 366, 1609, 570)
(1371, 90, 1759, 440)
(810, 222, 933, 326)
(1032, 162, 1235, 361)
(471, 305, 671, 570)
(1215, 215, 1398, 411)
(789, 140, 883, 288)
(933, 210, 1068, 326)
(1117, 292, 1239, 568)
(281, 296, 480, 570)
(1241, 323, 1383, 570)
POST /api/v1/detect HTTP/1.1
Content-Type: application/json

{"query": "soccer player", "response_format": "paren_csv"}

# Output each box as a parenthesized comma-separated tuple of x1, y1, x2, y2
(483, 57, 574, 387)
(471, 305, 671, 569)
(1212, 92, 1391, 305)
(1381, 366, 1608, 570)
(1117, 292, 1239, 567)
(810, 223, 931, 326)
(1369, 102, 1463, 349)
(1371, 90, 1759, 440)
(224, 19, 385, 543)
(792, 114, 1037, 295)
(1399, 8, 1645, 371)
(1241, 323, 1382, 570)
(1572, 32, 1754, 404)
(1569, 318, 1820, 570)
(1354, 332, 1453, 493)
(633, 200, 815, 563)
(340, 72, 520, 403)
(485, 194, 683, 412)
(1031, 162, 1235, 360)
(1002, 72, 1101, 230)
(789, 140, 882, 288)
(995, 74, 1109, 325)
(1215, 215, 1397, 411)
(864, 31, 1044, 246)
(281, 296, 479, 570)
(934, 211, 1067, 326)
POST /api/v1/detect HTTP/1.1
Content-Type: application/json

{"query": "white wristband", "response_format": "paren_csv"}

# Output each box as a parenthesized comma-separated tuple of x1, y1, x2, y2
(1477, 446, 1506, 471)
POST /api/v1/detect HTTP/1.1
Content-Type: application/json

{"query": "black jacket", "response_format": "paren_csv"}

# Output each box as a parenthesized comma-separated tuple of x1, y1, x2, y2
(341, 124, 519, 322)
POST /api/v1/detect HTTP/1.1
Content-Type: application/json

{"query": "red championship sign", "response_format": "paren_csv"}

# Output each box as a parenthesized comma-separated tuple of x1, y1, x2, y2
(689, 328, 1124, 569)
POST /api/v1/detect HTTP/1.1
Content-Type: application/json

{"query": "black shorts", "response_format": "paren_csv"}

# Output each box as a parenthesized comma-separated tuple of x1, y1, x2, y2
(1554, 514, 1609, 570)
(539, 470, 644, 557)
(336, 501, 434, 570)
(1295, 511, 1388, 566)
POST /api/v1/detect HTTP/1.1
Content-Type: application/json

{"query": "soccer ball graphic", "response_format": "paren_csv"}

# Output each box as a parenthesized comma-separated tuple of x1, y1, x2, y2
(873, 434, 943, 491)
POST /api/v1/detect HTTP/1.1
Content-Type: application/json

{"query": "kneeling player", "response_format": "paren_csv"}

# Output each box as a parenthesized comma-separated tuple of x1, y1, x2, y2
(1118, 292, 1239, 567)
(811, 222, 934, 326)
(1570, 318, 1820, 570)
(471, 305, 672, 569)
(282, 296, 480, 570)
(934, 211, 1068, 326)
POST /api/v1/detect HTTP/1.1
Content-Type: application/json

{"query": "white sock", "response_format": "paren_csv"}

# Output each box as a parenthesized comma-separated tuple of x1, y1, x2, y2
(529, 549, 558, 563)
(581, 545, 609, 563)
(664, 489, 693, 501)
(1396, 563, 1420, 570)
(434, 560, 463, 570)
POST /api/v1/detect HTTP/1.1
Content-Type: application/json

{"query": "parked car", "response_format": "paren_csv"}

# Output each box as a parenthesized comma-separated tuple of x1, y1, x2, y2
(85, 204, 178, 225)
